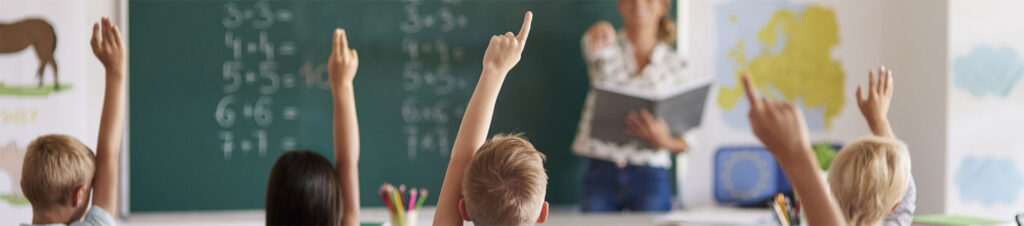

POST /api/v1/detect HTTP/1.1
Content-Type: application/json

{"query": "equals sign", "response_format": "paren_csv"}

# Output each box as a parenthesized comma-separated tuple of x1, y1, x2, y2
(453, 47, 466, 61)
(246, 71, 257, 83)
(277, 11, 293, 22)
(283, 107, 299, 120)
(240, 139, 252, 152)
(458, 15, 468, 28)
(248, 42, 258, 53)
(238, 139, 250, 151)
(243, 104, 254, 118)
(279, 42, 296, 56)
(456, 78, 470, 90)
(281, 137, 297, 151)
(282, 74, 296, 88)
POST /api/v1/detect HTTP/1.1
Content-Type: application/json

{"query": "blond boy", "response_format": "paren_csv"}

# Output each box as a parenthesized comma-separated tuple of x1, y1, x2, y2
(828, 66, 914, 226)
(829, 136, 911, 225)
(21, 18, 126, 225)
(433, 11, 551, 226)
(744, 66, 915, 226)
(461, 134, 548, 225)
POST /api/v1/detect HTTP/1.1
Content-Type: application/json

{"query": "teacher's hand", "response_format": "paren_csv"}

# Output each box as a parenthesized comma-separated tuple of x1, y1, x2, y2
(625, 109, 688, 153)
(586, 21, 615, 53)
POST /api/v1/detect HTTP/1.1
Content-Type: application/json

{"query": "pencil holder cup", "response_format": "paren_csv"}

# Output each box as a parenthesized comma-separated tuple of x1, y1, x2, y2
(389, 210, 417, 226)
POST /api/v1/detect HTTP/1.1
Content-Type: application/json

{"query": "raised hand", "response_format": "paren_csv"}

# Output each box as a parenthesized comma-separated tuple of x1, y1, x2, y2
(743, 74, 847, 226)
(743, 75, 811, 159)
(585, 21, 615, 53)
(90, 17, 125, 77)
(482, 11, 532, 75)
(434, 11, 535, 226)
(327, 28, 362, 226)
(91, 17, 127, 216)
(856, 66, 895, 138)
(328, 29, 359, 88)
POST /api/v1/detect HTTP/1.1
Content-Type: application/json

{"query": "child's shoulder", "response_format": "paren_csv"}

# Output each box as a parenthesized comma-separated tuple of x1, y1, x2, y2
(70, 206, 117, 226)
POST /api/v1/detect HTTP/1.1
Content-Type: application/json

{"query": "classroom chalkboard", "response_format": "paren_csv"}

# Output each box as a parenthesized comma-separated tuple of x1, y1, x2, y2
(129, 0, 633, 212)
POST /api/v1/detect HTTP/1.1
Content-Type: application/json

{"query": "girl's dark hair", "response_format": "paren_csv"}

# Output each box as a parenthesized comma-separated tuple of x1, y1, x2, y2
(266, 150, 341, 225)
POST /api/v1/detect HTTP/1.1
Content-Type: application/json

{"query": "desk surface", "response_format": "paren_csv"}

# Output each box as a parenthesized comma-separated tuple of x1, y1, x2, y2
(122, 206, 772, 226)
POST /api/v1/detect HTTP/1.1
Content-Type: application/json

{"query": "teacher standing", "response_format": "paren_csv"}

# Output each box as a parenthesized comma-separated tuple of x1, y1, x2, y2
(573, 0, 697, 212)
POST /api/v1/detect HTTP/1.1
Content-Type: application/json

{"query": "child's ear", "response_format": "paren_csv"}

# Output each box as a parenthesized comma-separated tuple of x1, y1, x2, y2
(459, 198, 473, 221)
(70, 184, 89, 207)
(536, 201, 549, 224)
(891, 201, 901, 213)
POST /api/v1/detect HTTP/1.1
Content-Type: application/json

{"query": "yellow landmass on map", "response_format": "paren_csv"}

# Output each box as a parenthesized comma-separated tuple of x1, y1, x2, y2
(718, 5, 845, 129)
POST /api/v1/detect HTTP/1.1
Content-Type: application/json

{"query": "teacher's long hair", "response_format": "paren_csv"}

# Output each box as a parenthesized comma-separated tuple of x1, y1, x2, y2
(658, 0, 677, 45)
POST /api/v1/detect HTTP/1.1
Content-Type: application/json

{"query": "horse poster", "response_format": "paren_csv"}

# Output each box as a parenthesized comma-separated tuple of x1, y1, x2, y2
(1, 1, 115, 223)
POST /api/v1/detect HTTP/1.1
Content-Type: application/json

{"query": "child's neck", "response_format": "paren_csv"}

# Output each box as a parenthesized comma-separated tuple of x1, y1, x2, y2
(31, 207, 76, 225)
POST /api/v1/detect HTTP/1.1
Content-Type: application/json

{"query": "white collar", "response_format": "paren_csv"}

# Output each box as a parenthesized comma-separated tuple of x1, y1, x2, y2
(617, 31, 675, 76)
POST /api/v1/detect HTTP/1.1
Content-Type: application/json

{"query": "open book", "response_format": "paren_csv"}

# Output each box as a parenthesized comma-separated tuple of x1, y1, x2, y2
(589, 76, 712, 149)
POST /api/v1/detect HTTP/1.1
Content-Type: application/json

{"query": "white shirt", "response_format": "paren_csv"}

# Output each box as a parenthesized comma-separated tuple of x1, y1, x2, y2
(573, 31, 697, 168)
(884, 175, 917, 226)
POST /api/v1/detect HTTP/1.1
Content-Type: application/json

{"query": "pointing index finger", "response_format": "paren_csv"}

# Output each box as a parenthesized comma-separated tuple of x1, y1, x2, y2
(741, 75, 761, 110)
(516, 11, 532, 44)
(333, 29, 341, 53)
(339, 29, 349, 51)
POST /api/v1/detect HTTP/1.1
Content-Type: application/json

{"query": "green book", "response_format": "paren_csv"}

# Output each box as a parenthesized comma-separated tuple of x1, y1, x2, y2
(913, 214, 1007, 226)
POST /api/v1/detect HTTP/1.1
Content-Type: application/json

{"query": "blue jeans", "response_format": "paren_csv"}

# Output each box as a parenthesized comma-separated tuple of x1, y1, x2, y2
(581, 158, 672, 212)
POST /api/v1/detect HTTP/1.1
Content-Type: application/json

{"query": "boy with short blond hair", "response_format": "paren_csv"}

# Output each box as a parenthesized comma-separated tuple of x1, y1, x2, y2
(21, 135, 96, 212)
(828, 66, 915, 226)
(829, 136, 911, 225)
(21, 17, 125, 226)
(433, 11, 550, 226)
(461, 134, 548, 225)
(743, 66, 916, 226)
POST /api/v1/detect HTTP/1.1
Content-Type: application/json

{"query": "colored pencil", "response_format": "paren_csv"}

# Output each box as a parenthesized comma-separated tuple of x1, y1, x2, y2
(391, 185, 405, 226)
(415, 189, 428, 210)
(400, 184, 407, 204)
(379, 185, 394, 212)
(773, 194, 789, 225)
(409, 188, 418, 212)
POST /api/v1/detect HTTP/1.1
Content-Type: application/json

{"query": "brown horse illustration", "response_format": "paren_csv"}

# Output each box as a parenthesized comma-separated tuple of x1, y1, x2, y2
(1, 18, 58, 89)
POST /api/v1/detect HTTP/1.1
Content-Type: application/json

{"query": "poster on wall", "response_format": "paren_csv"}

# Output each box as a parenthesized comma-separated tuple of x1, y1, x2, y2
(948, 0, 1024, 219)
(684, 0, 887, 207)
(0, 0, 112, 224)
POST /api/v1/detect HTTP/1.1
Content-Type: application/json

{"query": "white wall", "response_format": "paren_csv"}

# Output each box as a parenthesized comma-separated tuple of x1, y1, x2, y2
(947, 0, 1024, 219)
(881, 0, 949, 215)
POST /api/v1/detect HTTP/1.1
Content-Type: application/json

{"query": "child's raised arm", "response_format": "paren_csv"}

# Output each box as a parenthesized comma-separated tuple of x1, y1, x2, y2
(328, 29, 361, 226)
(742, 75, 846, 226)
(90, 17, 126, 215)
(856, 66, 895, 138)
(433, 11, 532, 226)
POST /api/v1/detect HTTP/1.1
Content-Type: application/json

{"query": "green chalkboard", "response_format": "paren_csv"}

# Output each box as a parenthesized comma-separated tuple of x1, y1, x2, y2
(129, 0, 628, 212)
